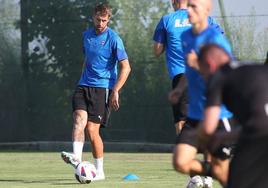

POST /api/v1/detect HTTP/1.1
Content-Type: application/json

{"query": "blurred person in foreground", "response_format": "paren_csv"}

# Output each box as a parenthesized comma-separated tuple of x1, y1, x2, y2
(197, 43, 268, 188)
(61, 3, 131, 181)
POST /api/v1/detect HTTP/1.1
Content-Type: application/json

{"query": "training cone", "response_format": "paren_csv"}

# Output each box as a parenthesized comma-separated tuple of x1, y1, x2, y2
(123, 173, 140, 181)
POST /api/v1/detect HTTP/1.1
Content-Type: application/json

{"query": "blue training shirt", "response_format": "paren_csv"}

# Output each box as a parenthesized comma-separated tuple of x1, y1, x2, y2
(153, 9, 224, 80)
(153, 9, 191, 79)
(181, 26, 233, 120)
(78, 27, 128, 89)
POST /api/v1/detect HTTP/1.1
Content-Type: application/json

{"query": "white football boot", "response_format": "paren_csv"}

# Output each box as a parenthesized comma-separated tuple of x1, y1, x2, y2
(61, 151, 79, 168)
(203, 176, 213, 188)
(92, 171, 105, 181)
(186, 175, 204, 188)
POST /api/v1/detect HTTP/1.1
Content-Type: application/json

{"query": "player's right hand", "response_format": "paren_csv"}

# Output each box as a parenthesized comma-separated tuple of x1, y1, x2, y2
(109, 90, 119, 111)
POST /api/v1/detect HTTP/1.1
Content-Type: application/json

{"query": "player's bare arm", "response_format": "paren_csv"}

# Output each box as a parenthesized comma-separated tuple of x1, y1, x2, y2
(109, 59, 131, 111)
(153, 42, 165, 57)
(197, 106, 220, 148)
(168, 75, 187, 104)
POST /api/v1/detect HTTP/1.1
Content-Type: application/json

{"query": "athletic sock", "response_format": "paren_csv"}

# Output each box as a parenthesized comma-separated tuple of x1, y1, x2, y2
(73, 141, 83, 163)
(202, 161, 212, 177)
(94, 157, 104, 174)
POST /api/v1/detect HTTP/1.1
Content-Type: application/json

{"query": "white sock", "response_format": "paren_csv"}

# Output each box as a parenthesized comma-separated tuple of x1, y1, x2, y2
(73, 141, 83, 162)
(94, 157, 104, 174)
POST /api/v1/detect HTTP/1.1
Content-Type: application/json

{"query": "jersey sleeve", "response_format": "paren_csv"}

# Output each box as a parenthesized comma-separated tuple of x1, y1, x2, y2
(206, 70, 225, 107)
(208, 16, 224, 34)
(153, 17, 167, 44)
(112, 36, 128, 62)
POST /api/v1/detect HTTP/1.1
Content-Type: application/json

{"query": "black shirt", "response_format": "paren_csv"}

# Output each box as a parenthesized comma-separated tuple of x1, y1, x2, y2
(206, 62, 268, 137)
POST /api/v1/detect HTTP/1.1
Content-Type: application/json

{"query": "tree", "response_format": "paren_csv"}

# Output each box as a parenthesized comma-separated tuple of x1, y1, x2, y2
(219, 7, 268, 62)
(104, 0, 175, 143)
(20, 0, 107, 140)
(0, 0, 28, 141)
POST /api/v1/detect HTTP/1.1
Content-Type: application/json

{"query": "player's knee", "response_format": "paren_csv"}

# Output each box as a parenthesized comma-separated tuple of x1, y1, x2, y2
(86, 125, 100, 137)
(73, 117, 86, 131)
(173, 158, 190, 174)
(73, 113, 87, 129)
(73, 124, 85, 136)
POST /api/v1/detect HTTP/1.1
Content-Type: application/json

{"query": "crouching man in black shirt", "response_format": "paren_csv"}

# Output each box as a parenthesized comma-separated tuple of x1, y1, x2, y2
(196, 44, 268, 188)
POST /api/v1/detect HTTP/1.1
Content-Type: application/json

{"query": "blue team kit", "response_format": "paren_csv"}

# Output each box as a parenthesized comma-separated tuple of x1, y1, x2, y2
(79, 27, 128, 89)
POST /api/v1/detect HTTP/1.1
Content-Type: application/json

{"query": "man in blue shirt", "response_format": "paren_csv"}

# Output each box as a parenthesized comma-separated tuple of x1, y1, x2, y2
(153, 0, 224, 136)
(153, 0, 190, 136)
(170, 0, 234, 187)
(61, 3, 131, 181)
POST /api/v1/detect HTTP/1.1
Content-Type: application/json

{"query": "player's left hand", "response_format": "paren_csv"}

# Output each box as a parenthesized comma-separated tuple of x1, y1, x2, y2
(109, 90, 119, 111)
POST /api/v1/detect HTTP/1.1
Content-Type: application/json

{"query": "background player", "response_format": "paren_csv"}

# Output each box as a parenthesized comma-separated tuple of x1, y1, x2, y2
(153, 0, 190, 136)
(197, 43, 268, 188)
(153, 0, 224, 135)
(61, 3, 131, 181)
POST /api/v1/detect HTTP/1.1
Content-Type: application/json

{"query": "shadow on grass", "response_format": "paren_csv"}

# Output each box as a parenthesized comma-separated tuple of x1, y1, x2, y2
(0, 178, 79, 185)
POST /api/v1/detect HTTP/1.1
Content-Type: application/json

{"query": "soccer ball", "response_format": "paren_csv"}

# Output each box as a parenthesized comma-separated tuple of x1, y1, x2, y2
(186, 175, 204, 188)
(75, 161, 97, 184)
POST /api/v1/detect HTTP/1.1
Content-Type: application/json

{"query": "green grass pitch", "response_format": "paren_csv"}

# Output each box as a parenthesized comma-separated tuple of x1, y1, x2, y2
(0, 152, 222, 188)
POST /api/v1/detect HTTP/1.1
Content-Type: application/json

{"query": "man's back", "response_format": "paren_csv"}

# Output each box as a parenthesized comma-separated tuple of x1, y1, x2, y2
(153, 9, 191, 79)
(209, 63, 268, 137)
(213, 63, 268, 188)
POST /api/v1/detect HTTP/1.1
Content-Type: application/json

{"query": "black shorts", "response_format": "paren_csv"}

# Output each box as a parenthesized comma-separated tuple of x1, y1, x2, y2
(176, 118, 234, 159)
(228, 136, 268, 188)
(172, 74, 188, 123)
(72, 86, 111, 127)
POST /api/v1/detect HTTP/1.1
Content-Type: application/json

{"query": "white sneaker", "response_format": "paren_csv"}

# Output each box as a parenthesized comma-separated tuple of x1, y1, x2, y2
(92, 171, 105, 181)
(203, 176, 213, 188)
(186, 175, 204, 188)
(61, 151, 79, 168)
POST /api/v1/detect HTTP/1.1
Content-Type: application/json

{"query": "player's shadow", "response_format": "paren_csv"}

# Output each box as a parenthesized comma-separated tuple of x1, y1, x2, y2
(0, 178, 78, 185)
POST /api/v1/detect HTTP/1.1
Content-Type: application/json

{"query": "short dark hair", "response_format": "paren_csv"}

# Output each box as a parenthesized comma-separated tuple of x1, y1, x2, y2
(94, 3, 112, 18)
(198, 43, 228, 64)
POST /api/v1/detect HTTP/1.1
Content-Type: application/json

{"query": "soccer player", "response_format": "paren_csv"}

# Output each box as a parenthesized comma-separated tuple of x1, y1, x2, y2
(171, 0, 234, 187)
(153, 0, 224, 136)
(61, 3, 131, 181)
(197, 44, 268, 188)
(153, 0, 190, 136)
